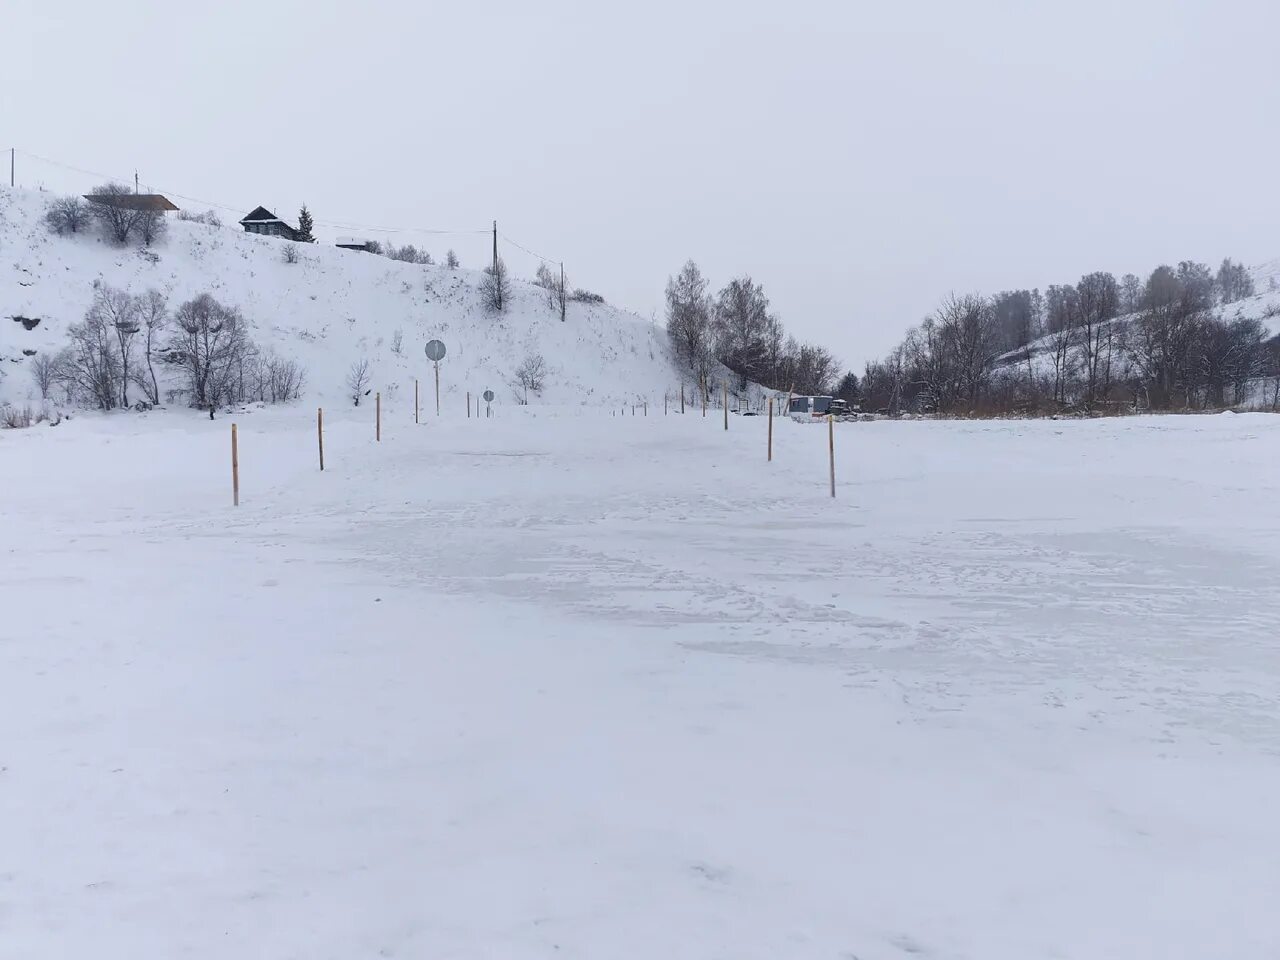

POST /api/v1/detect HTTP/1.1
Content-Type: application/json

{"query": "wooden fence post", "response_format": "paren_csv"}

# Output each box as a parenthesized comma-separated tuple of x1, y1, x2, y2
(231, 423, 240, 506)
(723, 386, 728, 431)
(467, 391, 471, 418)
(828, 414, 835, 498)
(376, 392, 381, 442)
(681, 386, 685, 415)
(317, 407, 324, 471)
(767, 397, 773, 461)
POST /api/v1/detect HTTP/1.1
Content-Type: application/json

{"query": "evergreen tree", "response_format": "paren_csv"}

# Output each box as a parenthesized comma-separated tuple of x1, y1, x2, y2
(296, 204, 316, 243)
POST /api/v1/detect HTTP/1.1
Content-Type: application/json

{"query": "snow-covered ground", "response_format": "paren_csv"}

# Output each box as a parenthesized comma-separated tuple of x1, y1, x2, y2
(3, 405, 1279, 958)
(0, 185, 684, 409)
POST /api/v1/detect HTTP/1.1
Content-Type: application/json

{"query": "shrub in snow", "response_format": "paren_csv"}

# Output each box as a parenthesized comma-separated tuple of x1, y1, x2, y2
(176, 209, 223, 229)
(347, 359, 371, 406)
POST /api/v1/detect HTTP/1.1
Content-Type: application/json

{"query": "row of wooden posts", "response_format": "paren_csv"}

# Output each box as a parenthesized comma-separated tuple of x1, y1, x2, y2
(229, 379, 837, 505)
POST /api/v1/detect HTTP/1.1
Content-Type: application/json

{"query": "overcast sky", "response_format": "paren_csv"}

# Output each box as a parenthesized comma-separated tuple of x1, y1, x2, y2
(4, 0, 1278, 369)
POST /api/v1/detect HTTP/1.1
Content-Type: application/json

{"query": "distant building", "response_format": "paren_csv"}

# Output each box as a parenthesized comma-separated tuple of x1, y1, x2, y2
(83, 193, 179, 213)
(239, 206, 300, 241)
(789, 395, 833, 417)
(336, 237, 377, 253)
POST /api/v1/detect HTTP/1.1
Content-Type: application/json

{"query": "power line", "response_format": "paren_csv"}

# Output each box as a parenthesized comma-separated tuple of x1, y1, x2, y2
(500, 231, 560, 265)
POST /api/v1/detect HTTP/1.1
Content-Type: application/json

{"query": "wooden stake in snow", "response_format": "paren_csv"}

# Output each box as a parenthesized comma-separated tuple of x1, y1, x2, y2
(681, 386, 685, 415)
(231, 423, 240, 507)
(376, 392, 381, 442)
(723, 386, 728, 431)
(828, 414, 836, 498)
(317, 407, 324, 471)
(415, 379, 419, 424)
(767, 397, 773, 462)
(467, 391, 471, 418)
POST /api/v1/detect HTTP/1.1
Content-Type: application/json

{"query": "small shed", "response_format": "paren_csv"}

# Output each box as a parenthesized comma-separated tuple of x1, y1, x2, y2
(239, 206, 300, 241)
(789, 395, 833, 417)
(335, 237, 377, 253)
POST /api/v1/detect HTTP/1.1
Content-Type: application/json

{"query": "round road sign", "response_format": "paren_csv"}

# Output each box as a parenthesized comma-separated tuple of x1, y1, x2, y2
(424, 340, 447, 362)
(482, 389, 495, 403)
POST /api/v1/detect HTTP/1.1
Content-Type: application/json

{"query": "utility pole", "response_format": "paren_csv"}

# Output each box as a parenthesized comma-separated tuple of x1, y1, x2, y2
(560, 262, 566, 321)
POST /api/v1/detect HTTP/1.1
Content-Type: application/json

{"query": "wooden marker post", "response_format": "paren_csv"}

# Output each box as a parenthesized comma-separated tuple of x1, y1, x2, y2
(665, 394, 668, 416)
(467, 391, 471, 418)
(231, 423, 240, 506)
(681, 387, 685, 415)
(376, 392, 381, 442)
(828, 414, 836, 498)
(767, 397, 773, 462)
(702, 390, 706, 418)
(415, 379, 419, 424)
(644, 401, 647, 417)
(723, 386, 728, 431)
(317, 407, 324, 471)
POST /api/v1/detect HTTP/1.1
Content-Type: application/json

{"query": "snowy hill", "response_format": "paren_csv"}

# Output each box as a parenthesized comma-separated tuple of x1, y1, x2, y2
(996, 261, 1280, 375)
(0, 185, 684, 410)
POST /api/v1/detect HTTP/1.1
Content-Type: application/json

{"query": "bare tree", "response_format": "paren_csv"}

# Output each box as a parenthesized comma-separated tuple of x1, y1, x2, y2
(513, 353, 547, 404)
(168, 293, 253, 409)
(713, 276, 772, 389)
(535, 263, 557, 309)
(44, 196, 91, 235)
(30, 353, 57, 399)
(1075, 271, 1120, 408)
(283, 243, 300, 264)
(87, 183, 145, 244)
(138, 209, 167, 247)
(390, 329, 404, 355)
(665, 261, 714, 385)
(56, 309, 122, 409)
(1217, 258, 1256, 305)
(134, 289, 169, 404)
(258, 353, 306, 402)
(481, 257, 511, 313)
(347, 358, 371, 406)
(85, 285, 141, 408)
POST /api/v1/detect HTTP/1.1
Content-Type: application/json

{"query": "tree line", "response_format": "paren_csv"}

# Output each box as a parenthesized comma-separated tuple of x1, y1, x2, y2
(858, 258, 1279, 415)
(36, 283, 305, 412)
(664, 261, 841, 398)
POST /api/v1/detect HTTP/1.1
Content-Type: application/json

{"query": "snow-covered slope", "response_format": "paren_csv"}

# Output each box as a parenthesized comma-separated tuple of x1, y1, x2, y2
(0, 185, 683, 409)
(996, 261, 1280, 376)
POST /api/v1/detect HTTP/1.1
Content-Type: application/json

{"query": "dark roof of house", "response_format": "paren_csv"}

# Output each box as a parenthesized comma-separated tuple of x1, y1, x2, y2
(240, 206, 282, 224)
(84, 193, 179, 212)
